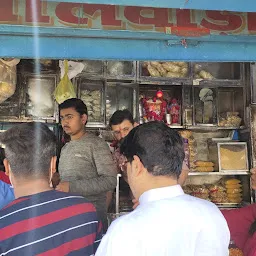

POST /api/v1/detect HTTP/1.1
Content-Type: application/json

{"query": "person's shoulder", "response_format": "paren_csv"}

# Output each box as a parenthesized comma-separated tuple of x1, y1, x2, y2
(86, 133, 105, 143)
(0, 195, 28, 219)
(0, 191, 96, 219)
(107, 212, 138, 235)
(60, 141, 70, 152)
(53, 191, 96, 208)
(180, 194, 221, 215)
(184, 195, 225, 220)
(184, 194, 217, 208)
(85, 134, 111, 151)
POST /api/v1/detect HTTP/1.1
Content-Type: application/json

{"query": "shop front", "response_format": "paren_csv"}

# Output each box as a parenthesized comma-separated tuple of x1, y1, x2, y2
(1, 1, 256, 254)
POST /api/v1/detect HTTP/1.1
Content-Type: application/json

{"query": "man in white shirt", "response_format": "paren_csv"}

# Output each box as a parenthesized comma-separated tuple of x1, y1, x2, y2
(96, 121, 230, 256)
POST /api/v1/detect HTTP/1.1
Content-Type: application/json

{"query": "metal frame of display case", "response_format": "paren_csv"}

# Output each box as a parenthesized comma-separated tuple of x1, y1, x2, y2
(250, 63, 256, 104)
(74, 73, 139, 128)
(106, 81, 139, 122)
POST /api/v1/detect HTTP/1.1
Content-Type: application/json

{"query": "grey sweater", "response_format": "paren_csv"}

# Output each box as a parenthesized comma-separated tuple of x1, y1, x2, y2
(59, 133, 117, 230)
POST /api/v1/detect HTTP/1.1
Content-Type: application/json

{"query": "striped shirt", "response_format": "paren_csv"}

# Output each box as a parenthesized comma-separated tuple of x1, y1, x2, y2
(0, 190, 102, 256)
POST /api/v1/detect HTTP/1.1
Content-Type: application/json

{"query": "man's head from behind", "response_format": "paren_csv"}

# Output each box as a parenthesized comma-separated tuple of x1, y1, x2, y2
(109, 109, 135, 142)
(0, 122, 57, 187)
(120, 121, 185, 198)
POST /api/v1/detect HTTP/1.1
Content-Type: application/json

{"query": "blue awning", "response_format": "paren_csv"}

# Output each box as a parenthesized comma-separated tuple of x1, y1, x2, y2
(0, 25, 256, 61)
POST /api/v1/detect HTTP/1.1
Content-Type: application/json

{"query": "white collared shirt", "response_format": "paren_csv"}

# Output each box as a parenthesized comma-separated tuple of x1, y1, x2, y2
(96, 185, 230, 256)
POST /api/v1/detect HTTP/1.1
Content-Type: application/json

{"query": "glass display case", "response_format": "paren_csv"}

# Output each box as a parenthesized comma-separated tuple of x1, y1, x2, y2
(193, 87, 217, 125)
(140, 61, 190, 79)
(139, 85, 182, 125)
(18, 59, 59, 74)
(184, 174, 251, 207)
(106, 61, 135, 79)
(218, 142, 249, 173)
(184, 130, 252, 208)
(77, 78, 105, 127)
(23, 75, 57, 120)
(80, 60, 104, 76)
(106, 82, 138, 122)
(193, 62, 241, 80)
(217, 88, 244, 127)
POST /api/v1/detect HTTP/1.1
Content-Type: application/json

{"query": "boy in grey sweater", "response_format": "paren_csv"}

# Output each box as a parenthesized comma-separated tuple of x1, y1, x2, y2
(57, 98, 117, 232)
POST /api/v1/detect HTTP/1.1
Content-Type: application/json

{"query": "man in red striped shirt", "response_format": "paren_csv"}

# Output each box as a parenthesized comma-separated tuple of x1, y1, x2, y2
(0, 122, 102, 256)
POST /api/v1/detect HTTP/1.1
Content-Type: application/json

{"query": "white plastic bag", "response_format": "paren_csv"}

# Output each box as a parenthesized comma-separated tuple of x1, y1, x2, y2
(59, 60, 84, 80)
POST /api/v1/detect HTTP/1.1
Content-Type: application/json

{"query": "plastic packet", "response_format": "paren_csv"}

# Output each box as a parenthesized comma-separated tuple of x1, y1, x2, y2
(54, 60, 76, 104)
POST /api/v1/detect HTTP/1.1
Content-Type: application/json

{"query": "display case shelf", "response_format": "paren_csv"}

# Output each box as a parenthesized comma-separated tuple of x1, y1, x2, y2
(216, 203, 243, 209)
(138, 78, 191, 86)
(186, 125, 246, 130)
(192, 79, 244, 87)
(189, 171, 249, 176)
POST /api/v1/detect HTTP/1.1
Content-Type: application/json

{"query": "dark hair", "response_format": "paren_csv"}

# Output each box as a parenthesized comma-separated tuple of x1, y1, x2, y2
(109, 109, 134, 127)
(59, 98, 88, 116)
(0, 122, 56, 179)
(120, 121, 185, 178)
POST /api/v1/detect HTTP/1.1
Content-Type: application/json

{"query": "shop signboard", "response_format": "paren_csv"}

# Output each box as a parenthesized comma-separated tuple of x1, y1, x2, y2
(1, 0, 256, 37)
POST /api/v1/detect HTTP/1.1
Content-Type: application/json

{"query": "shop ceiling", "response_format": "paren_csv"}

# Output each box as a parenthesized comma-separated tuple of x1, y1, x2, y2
(0, 0, 256, 61)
